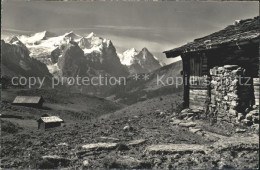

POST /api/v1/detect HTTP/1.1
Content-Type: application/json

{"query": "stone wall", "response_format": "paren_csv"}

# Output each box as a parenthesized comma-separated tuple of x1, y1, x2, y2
(209, 65, 258, 125)
(253, 78, 259, 106)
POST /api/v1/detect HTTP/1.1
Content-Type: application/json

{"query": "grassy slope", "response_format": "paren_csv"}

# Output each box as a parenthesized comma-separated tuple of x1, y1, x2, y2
(110, 60, 183, 104)
(1, 88, 125, 124)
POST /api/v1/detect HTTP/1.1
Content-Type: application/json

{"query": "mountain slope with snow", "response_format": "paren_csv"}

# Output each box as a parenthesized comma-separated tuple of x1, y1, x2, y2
(11, 31, 128, 77)
(118, 47, 162, 74)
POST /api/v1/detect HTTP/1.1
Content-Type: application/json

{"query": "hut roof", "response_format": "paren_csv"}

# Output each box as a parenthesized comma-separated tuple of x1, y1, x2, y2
(164, 16, 260, 58)
(38, 116, 64, 123)
(13, 96, 43, 104)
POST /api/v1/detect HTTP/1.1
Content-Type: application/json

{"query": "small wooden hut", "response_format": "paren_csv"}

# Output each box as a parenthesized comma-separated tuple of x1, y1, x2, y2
(37, 116, 64, 130)
(12, 96, 44, 108)
(164, 16, 259, 111)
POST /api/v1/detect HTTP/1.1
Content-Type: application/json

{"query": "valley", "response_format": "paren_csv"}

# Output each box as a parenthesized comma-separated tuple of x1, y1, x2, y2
(1, 29, 258, 169)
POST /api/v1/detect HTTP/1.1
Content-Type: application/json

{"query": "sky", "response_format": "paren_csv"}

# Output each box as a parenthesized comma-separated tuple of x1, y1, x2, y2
(2, 0, 259, 64)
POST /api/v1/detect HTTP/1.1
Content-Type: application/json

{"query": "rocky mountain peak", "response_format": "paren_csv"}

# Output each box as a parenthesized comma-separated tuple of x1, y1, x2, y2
(119, 47, 162, 74)
(86, 32, 96, 39)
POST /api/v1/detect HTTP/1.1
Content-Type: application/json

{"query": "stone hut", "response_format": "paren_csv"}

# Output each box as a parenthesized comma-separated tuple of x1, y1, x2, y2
(164, 16, 259, 125)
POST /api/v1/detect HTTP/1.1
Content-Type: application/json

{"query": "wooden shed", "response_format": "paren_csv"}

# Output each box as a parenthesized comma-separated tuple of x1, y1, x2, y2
(12, 96, 44, 108)
(164, 16, 259, 111)
(37, 116, 64, 130)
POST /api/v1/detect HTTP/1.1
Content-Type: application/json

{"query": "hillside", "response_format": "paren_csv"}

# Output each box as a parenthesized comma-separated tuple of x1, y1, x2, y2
(1, 88, 125, 122)
(1, 40, 52, 86)
(1, 92, 258, 169)
(110, 60, 183, 104)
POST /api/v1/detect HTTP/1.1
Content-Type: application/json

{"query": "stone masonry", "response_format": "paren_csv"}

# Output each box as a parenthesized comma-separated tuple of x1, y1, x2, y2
(209, 65, 259, 126)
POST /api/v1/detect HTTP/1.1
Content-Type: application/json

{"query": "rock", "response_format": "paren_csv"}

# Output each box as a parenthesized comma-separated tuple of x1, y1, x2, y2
(187, 112, 194, 116)
(245, 114, 253, 121)
(83, 160, 89, 167)
(252, 105, 258, 109)
(123, 125, 133, 131)
(191, 109, 202, 113)
(184, 116, 189, 120)
(237, 113, 244, 121)
(252, 115, 259, 124)
(187, 116, 194, 121)
(146, 144, 207, 154)
(57, 142, 68, 147)
(230, 101, 238, 108)
(81, 143, 118, 151)
(235, 128, 246, 133)
(196, 131, 205, 136)
(159, 111, 165, 116)
(252, 124, 259, 132)
(218, 160, 234, 169)
(170, 119, 182, 125)
(127, 139, 146, 147)
(181, 108, 191, 113)
(105, 156, 151, 169)
(41, 155, 70, 167)
(248, 110, 259, 116)
(213, 136, 258, 152)
(241, 119, 252, 126)
(229, 109, 237, 117)
(224, 65, 239, 69)
(133, 116, 139, 119)
(179, 122, 197, 128)
(189, 127, 202, 134)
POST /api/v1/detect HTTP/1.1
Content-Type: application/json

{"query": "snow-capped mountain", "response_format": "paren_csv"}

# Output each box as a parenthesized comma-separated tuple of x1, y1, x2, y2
(1, 39, 51, 81)
(11, 31, 128, 77)
(118, 47, 163, 74)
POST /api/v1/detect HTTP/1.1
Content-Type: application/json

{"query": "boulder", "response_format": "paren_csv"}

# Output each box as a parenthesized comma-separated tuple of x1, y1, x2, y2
(170, 119, 182, 125)
(146, 144, 207, 154)
(179, 122, 197, 128)
(212, 136, 258, 152)
(127, 139, 146, 147)
(241, 119, 252, 126)
(235, 128, 246, 133)
(189, 127, 202, 134)
(237, 113, 244, 121)
(81, 143, 118, 151)
(82, 160, 89, 168)
(57, 142, 68, 147)
(248, 110, 259, 116)
(181, 109, 191, 113)
(252, 115, 259, 124)
(245, 114, 253, 121)
(123, 125, 133, 131)
(224, 65, 239, 70)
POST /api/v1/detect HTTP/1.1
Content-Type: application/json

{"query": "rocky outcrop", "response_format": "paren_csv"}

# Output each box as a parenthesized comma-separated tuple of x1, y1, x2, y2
(57, 41, 89, 77)
(1, 40, 51, 79)
(84, 39, 129, 77)
(119, 47, 162, 74)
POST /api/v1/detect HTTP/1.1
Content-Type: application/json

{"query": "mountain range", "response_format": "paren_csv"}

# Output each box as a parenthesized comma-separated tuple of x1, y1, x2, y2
(5, 31, 163, 77)
(1, 31, 181, 98)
